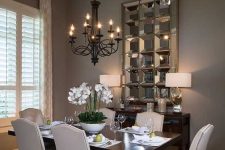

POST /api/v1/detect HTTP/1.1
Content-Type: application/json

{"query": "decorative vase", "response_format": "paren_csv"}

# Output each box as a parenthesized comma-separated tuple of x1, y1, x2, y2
(157, 98, 167, 113)
(80, 122, 106, 133)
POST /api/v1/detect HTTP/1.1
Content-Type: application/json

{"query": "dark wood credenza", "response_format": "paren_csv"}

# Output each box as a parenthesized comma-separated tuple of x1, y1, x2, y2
(108, 108, 190, 150)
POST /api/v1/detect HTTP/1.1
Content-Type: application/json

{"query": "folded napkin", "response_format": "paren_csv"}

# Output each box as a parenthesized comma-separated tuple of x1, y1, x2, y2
(87, 134, 121, 148)
(39, 121, 65, 130)
(131, 134, 171, 146)
(118, 126, 149, 135)
(41, 130, 52, 136)
(51, 121, 64, 126)
(132, 126, 149, 134)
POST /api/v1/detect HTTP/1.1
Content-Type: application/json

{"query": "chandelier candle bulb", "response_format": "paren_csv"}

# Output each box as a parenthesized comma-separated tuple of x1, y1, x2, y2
(68, 0, 122, 65)
(110, 33, 114, 44)
(109, 19, 113, 31)
(116, 27, 120, 37)
(97, 23, 102, 35)
(83, 22, 88, 34)
(69, 30, 73, 36)
(70, 24, 75, 31)
(86, 13, 90, 25)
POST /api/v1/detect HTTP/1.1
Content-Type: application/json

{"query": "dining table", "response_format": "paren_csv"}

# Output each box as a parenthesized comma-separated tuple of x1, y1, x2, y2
(8, 124, 182, 150)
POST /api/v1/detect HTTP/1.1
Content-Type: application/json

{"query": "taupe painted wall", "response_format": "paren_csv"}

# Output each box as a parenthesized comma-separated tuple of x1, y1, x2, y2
(52, 0, 69, 120)
(179, 0, 225, 149)
(1, 0, 225, 149)
(14, 0, 39, 8)
(66, 0, 225, 149)
(66, 0, 125, 112)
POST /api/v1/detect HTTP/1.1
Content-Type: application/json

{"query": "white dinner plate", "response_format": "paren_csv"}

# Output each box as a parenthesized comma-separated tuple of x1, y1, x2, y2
(89, 138, 109, 146)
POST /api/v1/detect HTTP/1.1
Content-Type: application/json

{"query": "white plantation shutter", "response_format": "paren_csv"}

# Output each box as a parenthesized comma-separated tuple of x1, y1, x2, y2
(0, 8, 17, 118)
(0, 0, 43, 123)
(21, 15, 41, 110)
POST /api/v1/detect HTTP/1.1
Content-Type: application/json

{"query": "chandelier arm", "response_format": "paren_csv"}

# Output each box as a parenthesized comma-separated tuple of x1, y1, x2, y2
(100, 39, 119, 54)
(68, 0, 121, 65)
(72, 44, 92, 56)
(98, 41, 113, 57)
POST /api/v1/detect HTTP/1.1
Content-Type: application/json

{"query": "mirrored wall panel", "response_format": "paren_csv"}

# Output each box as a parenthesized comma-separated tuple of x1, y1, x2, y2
(122, 0, 178, 104)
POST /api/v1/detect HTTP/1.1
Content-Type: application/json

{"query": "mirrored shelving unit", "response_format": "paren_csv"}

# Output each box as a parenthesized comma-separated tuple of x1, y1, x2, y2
(122, 0, 178, 106)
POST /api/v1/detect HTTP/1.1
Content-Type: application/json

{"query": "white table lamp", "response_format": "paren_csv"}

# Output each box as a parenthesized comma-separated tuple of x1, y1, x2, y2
(100, 75, 121, 87)
(166, 73, 192, 112)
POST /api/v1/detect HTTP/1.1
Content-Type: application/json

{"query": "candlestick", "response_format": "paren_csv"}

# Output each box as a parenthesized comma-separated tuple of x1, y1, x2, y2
(110, 33, 114, 44)
(116, 27, 120, 37)
(109, 19, 113, 32)
(86, 13, 90, 25)
(69, 30, 73, 36)
(70, 24, 75, 31)
(97, 23, 102, 35)
(84, 22, 88, 34)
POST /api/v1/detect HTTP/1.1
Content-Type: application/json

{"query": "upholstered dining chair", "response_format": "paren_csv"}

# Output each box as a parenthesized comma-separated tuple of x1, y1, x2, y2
(99, 108, 116, 125)
(12, 118, 45, 150)
(19, 108, 44, 125)
(189, 124, 214, 150)
(52, 124, 90, 150)
(136, 112, 164, 132)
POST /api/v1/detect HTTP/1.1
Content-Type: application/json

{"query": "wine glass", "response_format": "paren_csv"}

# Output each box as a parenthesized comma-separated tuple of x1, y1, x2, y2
(65, 116, 74, 125)
(145, 118, 154, 134)
(74, 111, 81, 123)
(110, 121, 121, 141)
(117, 114, 126, 129)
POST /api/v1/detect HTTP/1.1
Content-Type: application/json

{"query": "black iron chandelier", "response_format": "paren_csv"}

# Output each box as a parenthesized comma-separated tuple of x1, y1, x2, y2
(68, 0, 122, 65)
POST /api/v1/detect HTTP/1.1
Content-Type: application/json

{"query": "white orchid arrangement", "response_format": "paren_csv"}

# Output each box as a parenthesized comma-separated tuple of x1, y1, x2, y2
(68, 82, 113, 111)
(68, 83, 113, 123)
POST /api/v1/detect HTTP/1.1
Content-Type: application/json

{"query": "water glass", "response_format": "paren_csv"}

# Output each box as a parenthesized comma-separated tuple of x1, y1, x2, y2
(64, 116, 74, 125)
(74, 111, 81, 123)
(117, 114, 126, 128)
(145, 118, 154, 133)
(110, 121, 120, 141)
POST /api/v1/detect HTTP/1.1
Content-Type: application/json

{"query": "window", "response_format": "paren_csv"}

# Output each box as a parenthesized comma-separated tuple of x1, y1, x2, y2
(0, 0, 42, 124)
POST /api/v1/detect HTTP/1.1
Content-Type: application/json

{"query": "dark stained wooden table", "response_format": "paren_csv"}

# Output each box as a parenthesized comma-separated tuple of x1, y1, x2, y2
(8, 125, 181, 150)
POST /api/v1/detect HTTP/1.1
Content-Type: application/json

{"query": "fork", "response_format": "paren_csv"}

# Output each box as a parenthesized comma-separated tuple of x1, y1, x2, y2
(100, 141, 112, 147)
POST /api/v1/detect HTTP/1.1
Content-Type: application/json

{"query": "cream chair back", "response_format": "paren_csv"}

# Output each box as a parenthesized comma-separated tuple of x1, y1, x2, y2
(99, 108, 115, 125)
(136, 112, 164, 131)
(19, 108, 44, 125)
(189, 124, 214, 150)
(52, 124, 90, 150)
(12, 119, 45, 150)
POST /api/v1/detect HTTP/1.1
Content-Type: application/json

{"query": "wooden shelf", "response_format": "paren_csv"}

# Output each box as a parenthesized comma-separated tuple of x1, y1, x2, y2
(140, 82, 154, 87)
(156, 48, 170, 55)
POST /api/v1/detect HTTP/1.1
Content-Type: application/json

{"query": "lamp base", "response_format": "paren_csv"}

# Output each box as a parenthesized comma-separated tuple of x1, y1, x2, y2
(173, 105, 182, 113)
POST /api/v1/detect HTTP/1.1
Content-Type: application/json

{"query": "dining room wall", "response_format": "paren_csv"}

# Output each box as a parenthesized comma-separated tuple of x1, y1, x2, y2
(51, 0, 69, 120)
(179, 0, 225, 149)
(14, 0, 39, 9)
(66, 0, 125, 113)
(65, 0, 225, 149)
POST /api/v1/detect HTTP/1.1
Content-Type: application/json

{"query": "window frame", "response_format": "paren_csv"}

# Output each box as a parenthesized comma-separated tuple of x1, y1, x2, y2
(0, 0, 41, 127)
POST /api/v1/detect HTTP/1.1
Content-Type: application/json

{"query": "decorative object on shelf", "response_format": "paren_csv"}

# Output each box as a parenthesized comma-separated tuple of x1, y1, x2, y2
(147, 102, 154, 112)
(68, 0, 122, 65)
(68, 82, 113, 133)
(165, 73, 192, 112)
(157, 98, 167, 113)
(121, 0, 178, 106)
